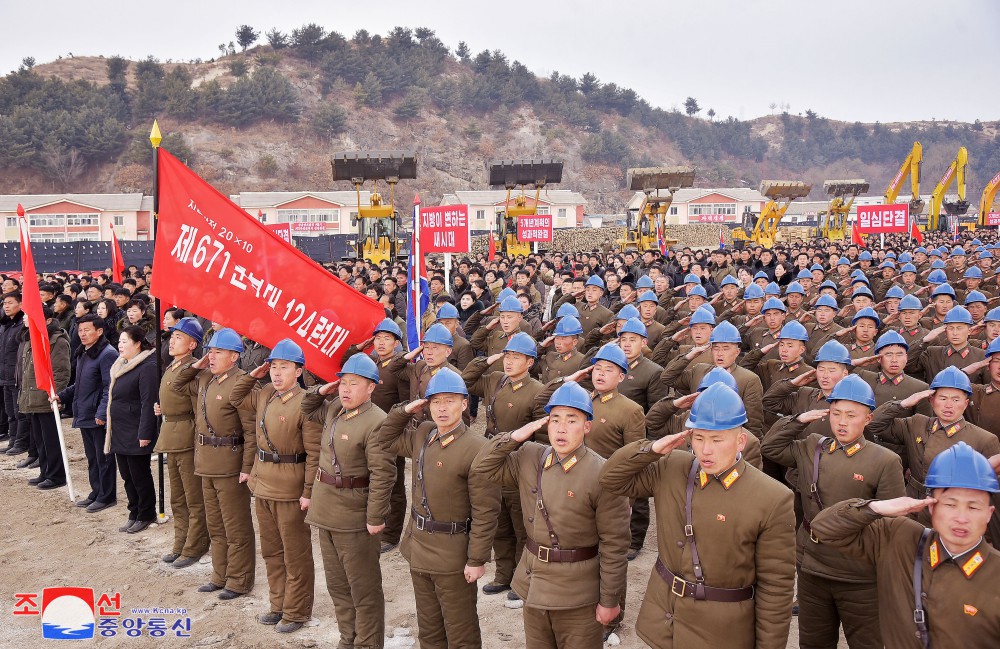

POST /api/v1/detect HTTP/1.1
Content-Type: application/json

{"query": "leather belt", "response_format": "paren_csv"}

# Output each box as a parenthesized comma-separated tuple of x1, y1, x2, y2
(525, 538, 598, 563)
(197, 433, 243, 447)
(908, 475, 926, 493)
(162, 413, 194, 422)
(655, 557, 754, 602)
(258, 449, 307, 464)
(410, 508, 469, 534)
(316, 467, 369, 488)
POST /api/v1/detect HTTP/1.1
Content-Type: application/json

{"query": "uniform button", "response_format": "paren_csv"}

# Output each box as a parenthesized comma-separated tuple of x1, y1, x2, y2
(664, 613, 673, 620)
(528, 517, 534, 523)
(676, 541, 684, 548)
(530, 488, 537, 494)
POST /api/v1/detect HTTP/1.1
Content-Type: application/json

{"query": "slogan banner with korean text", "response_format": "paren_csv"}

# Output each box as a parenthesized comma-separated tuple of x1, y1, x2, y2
(517, 214, 553, 242)
(150, 148, 385, 380)
(856, 203, 910, 233)
(420, 204, 470, 253)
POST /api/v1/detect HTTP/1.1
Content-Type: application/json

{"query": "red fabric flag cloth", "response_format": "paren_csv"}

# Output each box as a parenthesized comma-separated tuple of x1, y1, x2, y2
(851, 221, 866, 248)
(149, 149, 385, 380)
(488, 230, 497, 261)
(910, 215, 923, 245)
(110, 223, 125, 283)
(17, 206, 55, 395)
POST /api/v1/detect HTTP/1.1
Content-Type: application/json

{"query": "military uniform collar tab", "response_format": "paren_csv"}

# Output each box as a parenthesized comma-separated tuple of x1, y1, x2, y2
(545, 446, 584, 472)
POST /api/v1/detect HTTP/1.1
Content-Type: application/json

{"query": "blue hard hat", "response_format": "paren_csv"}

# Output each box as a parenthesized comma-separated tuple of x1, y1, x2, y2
(504, 332, 538, 358)
(964, 291, 988, 306)
(710, 321, 742, 344)
(964, 267, 983, 279)
(497, 287, 517, 302)
(436, 303, 460, 320)
(815, 340, 851, 366)
(885, 286, 905, 299)
(170, 316, 204, 341)
(616, 305, 641, 321)
(619, 317, 647, 338)
(785, 281, 805, 296)
(685, 383, 747, 431)
(689, 306, 716, 327)
(986, 307, 1000, 323)
(499, 296, 524, 313)
(754, 271, 769, 281)
(930, 366, 973, 395)
(943, 306, 974, 325)
(826, 374, 876, 410)
(764, 282, 781, 296)
(796, 269, 812, 280)
(952, 246, 966, 257)
(859, 251, 873, 261)
(688, 284, 708, 298)
(637, 290, 658, 304)
(979, 251, 994, 260)
(852, 307, 881, 327)
(810, 264, 825, 272)
(819, 280, 838, 291)
(699, 303, 717, 317)
(544, 380, 593, 420)
(762, 297, 786, 313)
(557, 303, 580, 319)
(987, 337, 1000, 357)
(931, 284, 956, 298)
(684, 273, 700, 284)
(879, 261, 896, 270)
(914, 246, 927, 254)
(374, 318, 403, 340)
(697, 367, 738, 392)
(425, 367, 468, 398)
(721, 276, 739, 287)
(837, 258, 850, 266)
(779, 320, 809, 342)
(972, 238, 983, 246)
(924, 442, 1000, 493)
(851, 269, 866, 279)
(592, 343, 629, 373)
(898, 294, 923, 311)
(743, 284, 765, 300)
(852, 286, 874, 299)
(636, 275, 654, 289)
(851, 276, 871, 287)
(585, 275, 606, 290)
(885, 252, 897, 259)
(898, 253, 912, 263)
(337, 353, 381, 382)
(554, 316, 583, 336)
(931, 259, 946, 270)
(928, 248, 942, 258)
(815, 294, 840, 310)
(927, 269, 948, 284)
(901, 263, 917, 273)
(423, 323, 454, 347)
(206, 328, 244, 353)
(267, 338, 305, 364)
(875, 330, 909, 353)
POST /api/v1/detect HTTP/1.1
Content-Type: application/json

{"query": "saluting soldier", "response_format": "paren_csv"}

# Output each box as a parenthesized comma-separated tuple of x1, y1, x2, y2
(616, 318, 666, 412)
(810, 443, 1000, 649)
(155, 317, 209, 569)
(386, 323, 469, 427)
(600, 383, 796, 649)
(740, 297, 787, 352)
(738, 320, 813, 396)
(762, 340, 854, 439)
(577, 276, 614, 338)
(172, 328, 256, 600)
(583, 304, 639, 351)
(534, 316, 586, 383)
(894, 294, 931, 349)
(302, 354, 395, 649)
(650, 305, 715, 369)
(907, 305, 986, 383)
(636, 290, 667, 348)
(378, 368, 502, 648)
(965, 336, 1000, 438)
(468, 295, 531, 369)
(762, 375, 905, 649)
(472, 380, 630, 649)
(434, 303, 474, 370)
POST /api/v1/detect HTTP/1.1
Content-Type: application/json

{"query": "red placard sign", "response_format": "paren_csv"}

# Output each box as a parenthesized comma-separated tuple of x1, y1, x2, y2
(420, 205, 470, 253)
(857, 204, 909, 233)
(693, 214, 735, 223)
(265, 223, 292, 243)
(986, 212, 1000, 226)
(517, 214, 553, 242)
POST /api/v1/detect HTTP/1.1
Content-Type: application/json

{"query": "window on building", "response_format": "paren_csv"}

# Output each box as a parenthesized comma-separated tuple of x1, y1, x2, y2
(5, 217, 16, 228)
(688, 203, 737, 216)
(66, 214, 100, 226)
(113, 215, 125, 226)
(277, 208, 341, 227)
(66, 233, 99, 241)
(558, 208, 567, 219)
(537, 206, 550, 215)
(29, 215, 66, 227)
(34, 233, 66, 242)
(476, 209, 486, 221)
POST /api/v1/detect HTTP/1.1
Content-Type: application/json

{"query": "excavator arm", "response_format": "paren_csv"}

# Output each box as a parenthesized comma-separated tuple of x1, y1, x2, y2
(884, 142, 923, 216)
(822, 180, 869, 241)
(978, 170, 1000, 227)
(927, 146, 969, 231)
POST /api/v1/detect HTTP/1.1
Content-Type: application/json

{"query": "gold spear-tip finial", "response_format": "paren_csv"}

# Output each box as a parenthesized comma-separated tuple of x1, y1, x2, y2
(149, 120, 162, 149)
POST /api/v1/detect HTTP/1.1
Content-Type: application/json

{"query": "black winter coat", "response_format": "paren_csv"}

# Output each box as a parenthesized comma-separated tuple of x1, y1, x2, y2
(105, 351, 159, 455)
(0, 310, 24, 386)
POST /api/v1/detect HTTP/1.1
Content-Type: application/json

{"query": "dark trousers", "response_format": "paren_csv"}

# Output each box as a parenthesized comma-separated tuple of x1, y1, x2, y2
(629, 497, 650, 550)
(0, 385, 7, 438)
(29, 412, 64, 483)
(117, 454, 156, 522)
(382, 456, 407, 546)
(4, 385, 29, 450)
(80, 426, 117, 503)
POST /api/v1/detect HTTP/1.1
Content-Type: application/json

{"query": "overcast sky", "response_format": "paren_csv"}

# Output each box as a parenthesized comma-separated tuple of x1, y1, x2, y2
(3, 0, 998, 123)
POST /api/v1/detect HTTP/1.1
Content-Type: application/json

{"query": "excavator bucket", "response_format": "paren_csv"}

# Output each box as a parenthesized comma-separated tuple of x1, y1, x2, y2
(760, 181, 812, 200)
(627, 166, 696, 192)
(331, 151, 417, 183)
(488, 160, 563, 188)
(943, 199, 971, 216)
(823, 180, 869, 196)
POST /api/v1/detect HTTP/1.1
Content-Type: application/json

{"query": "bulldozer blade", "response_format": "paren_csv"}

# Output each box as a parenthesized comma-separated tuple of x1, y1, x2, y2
(627, 166, 696, 192)
(760, 181, 812, 200)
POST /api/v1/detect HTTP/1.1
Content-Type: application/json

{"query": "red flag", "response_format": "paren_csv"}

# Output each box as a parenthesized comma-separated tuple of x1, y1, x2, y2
(488, 229, 497, 261)
(17, 205, 55, 396)
(910, 215, 923, 244)
(149, 149, 384, 380)
(110, 223, 125, 283)
(851, 221, 866, 248)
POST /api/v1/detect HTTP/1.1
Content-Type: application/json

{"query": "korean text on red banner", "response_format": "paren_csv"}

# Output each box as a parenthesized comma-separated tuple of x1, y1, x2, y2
(420, 205, 470, 253)
(517, 215, 553, 242)
(856, 204, 910, 233)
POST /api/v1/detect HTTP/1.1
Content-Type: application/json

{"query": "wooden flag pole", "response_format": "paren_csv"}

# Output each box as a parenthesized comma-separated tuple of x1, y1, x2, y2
(50, 391, 77, 502)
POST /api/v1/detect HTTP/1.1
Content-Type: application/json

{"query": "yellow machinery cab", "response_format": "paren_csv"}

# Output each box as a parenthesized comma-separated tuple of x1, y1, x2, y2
(620, 166, 694, 253)
(820, 180, 869, 241)
(732, 180, 811, 249)
(488, 159, 563, 258)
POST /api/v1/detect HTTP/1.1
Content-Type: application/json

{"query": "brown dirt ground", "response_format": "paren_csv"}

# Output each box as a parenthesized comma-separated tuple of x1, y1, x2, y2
(0, 417, 843, 648)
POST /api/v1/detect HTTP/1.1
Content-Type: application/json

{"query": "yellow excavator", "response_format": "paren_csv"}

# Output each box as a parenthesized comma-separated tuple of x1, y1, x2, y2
(732, 181, 811, 249)
(489, 159, 563, 258)
(978, 170, 1000, 228)
(331, 151, 416, 265)
(884, 141, 924, 216)
(619, 166, 694, 252)
(819, 180, 869, 241)
(926, 146, 969, 231)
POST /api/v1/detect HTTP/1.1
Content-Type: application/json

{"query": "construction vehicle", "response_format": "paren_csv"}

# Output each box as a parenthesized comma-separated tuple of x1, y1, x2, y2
(926, 146, 969, 231)
(489, 159, 563, 257)
(331, 151, 416, 265)
(819, 179, 869, 241)
(977, 170, 1000, 228)
(732, 181, 812, 249)
(619, 166, 694, 252)
(884, 141, 924, 216)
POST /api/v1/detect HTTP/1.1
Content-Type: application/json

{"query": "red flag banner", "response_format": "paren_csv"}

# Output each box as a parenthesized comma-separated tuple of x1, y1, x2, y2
(851, 221, 866, 248)
(18, 207, 55, 395)
(856, 204, 910, 233)
(150, 149, 385, 380)
(110, 223, 125, 283)
(517, 214, 553, 242)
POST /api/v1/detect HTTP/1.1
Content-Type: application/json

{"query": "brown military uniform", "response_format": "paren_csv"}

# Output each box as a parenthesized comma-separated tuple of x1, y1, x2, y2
(907, 341, 986, 383)
(172, 363, 256, 594)
(534, 348, 586, 384)
(968, 382, 1000, 440)
(302, 392, 394, 648)
(231, 376, 322, 623)
(805, 322, 839, 361)
(853, 368, 931, 459)
(577, 302, 614, 338)
(600, 442, 796, 649)
(156, 354, 209, 560)
(762, 380, 833, 438)
(378, 405, 502, 648)
(811, 499, 1000, 649)
(619, 355, 666, 413)
(474, 435, 630, 649)
(644, 397, 763, 470)
(762, 418, 906, 649)
(642, 318, 667, 350)
(450, 333, 474, 370)
(650, 340, 712, 370)
(897, 324, 930, 351)
(740, 353, 813, 395)
(661, 361, 766, 439)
